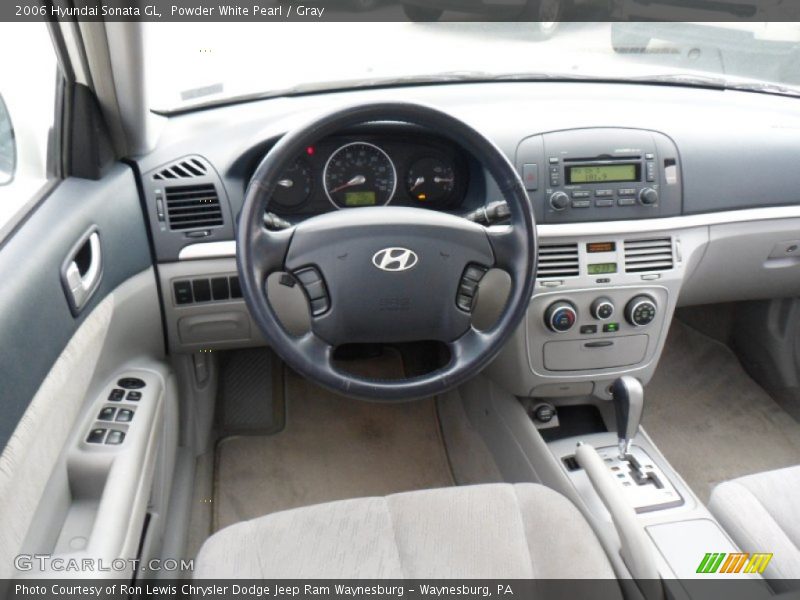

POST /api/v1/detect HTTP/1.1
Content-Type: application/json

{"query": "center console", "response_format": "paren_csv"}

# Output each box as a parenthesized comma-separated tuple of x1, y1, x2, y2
(482, 127, 709, 401)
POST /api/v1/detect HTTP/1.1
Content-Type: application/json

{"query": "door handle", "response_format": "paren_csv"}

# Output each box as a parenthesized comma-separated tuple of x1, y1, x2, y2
(61, 227, 103, 316)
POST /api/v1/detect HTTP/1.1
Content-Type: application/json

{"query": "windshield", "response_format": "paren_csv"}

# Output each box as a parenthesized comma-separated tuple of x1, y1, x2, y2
(145, 21, 800, 112)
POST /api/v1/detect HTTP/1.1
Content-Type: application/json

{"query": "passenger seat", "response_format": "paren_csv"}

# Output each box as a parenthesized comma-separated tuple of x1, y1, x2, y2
(708, 465, 800, 589)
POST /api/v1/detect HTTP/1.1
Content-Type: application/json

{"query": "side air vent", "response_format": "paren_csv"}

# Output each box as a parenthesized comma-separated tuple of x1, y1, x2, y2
(153, 157, 208, 180)
(624, 237, 674, 273)
(165, 184, 223, 231)
(537, 243, 579, 278)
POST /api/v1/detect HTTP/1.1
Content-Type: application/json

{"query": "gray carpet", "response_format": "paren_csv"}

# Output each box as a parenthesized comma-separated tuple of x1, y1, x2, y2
(644, 320, 800, 503)
(214, 353, 454, 531)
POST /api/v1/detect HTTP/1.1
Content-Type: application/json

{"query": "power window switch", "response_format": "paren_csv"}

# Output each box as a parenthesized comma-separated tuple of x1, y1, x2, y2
(87, 428, 107, 444)
(98, 407, 117, 421)
(106, 430, 125, 445)
(116, 409, 134, 423)
(108, 388, 125, 402)
(126, 391, 142, 402)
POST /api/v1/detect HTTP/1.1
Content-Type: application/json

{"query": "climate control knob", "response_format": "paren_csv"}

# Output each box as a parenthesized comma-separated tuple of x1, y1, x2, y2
(549, 191, 570, 211)
(591, 297, 615, 321)
(625, 295, 658, 327)
(639, 187, 659, 206)
(545, 301, 578, 333)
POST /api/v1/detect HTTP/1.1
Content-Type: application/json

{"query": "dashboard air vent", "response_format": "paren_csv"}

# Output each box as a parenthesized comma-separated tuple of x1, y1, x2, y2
(153, 157, 208, 180)
(537, 243, 579, 278)
(624, 237, 674, 273)
(165, 184, 223, 231)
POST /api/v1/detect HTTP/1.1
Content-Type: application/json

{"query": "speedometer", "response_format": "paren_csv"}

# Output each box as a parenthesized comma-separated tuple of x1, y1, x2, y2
(323, 142, 397, 209)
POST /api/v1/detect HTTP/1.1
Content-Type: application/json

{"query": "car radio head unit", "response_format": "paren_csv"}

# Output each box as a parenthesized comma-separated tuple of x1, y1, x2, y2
(516, 128, 682, 224)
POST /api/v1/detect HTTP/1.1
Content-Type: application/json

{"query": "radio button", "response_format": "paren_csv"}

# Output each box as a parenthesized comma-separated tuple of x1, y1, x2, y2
(572, 200, 591, 208)
(595, 199, 614, 208)
(571, 191, 590, 199)
(640, 187, 659, 206)
(549, 192, 570, 211)
(618, 198, 636, 206)
(646, 161, 656, 182)
(618, 188, 637, 196)
(549, 157, 560, 164)
(595, 189, 614, 197)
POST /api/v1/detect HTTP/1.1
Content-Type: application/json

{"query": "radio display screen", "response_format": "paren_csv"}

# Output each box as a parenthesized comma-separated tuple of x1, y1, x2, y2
(587, 262, 618, 275)
(567, 164, 639, 184)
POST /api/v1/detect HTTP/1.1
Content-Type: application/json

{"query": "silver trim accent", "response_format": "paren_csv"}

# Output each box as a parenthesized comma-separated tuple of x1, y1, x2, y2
(627, 299, 657, 327)
(322, 141, 397, 210)
(547, 303, 577, 333)
(177, 205, 800, 261)
(592, 300, 615, 321)
(371, 247, 419, 272)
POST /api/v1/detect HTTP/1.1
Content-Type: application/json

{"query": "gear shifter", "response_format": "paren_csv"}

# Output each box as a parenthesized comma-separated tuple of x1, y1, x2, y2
(611, 376, 644, 459)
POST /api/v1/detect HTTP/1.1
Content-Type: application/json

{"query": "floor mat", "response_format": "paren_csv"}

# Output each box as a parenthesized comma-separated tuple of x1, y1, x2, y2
(218, 348, 284, 434)
(214, 352, 454, 531)
(644, 320, 800, 503)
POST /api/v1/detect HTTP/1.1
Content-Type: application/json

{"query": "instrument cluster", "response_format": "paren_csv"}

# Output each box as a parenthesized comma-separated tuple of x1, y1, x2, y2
(265, 133, 469, 215)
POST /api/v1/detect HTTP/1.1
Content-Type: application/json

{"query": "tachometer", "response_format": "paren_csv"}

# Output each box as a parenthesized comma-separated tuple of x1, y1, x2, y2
(323, 142, 397, 209)
(406, 157, 456, 205)
(271, 158, 312, 210)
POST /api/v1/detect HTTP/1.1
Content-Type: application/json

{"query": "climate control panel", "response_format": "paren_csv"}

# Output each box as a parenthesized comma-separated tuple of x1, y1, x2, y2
(543, 293, 658, 333)
(529, 287, 669, 376)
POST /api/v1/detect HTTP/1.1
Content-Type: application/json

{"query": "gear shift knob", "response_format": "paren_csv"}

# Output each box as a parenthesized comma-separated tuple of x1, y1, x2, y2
(611, 376, 644, 459)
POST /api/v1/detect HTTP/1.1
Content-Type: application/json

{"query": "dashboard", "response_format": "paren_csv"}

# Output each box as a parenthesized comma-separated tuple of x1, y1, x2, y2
(135, 80, 800, 401)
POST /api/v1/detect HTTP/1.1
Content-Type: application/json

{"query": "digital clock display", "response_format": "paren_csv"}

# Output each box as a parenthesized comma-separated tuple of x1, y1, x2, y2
(588, 262, 618, 275)
(567, 164, 638, 184)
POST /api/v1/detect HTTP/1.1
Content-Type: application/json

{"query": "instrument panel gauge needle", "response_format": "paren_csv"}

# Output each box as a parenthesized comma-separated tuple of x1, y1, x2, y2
(409, 176, 425, 191)
(329, 175, 366, 194)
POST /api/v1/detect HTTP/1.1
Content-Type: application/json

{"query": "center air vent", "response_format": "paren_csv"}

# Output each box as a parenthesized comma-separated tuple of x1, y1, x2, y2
(165, 184, 223, 231)
(624, 237, 674, 273)
(153, 157, 208, 180)
(537, 243, 579, 278)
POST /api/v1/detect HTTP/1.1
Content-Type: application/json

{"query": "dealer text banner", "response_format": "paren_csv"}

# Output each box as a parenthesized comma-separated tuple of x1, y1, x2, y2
(4, 579, 793, 600)
(4, 0, 800, 21)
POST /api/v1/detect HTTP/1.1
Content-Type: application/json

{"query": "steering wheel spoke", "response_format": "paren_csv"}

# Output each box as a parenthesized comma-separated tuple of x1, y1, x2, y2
(251, 225, 294, 281)
(486, 224, 523, 273)
(448, 327, 491, 364)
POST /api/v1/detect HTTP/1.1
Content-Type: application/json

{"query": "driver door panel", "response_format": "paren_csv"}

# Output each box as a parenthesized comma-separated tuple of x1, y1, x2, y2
(0, 164, 175, 579)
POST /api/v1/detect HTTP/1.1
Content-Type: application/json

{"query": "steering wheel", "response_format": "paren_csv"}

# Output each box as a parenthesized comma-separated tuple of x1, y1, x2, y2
(238, 102, 537, 401)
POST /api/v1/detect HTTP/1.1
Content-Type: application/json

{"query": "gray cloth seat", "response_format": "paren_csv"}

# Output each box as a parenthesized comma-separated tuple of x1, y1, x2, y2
(708, 465, 800, 588)
(195, 483, 619, 581)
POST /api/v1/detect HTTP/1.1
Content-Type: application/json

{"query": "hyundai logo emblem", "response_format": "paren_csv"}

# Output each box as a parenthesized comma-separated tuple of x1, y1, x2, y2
(372, 248, 419, 272)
